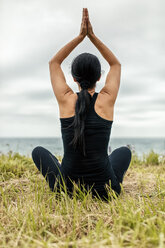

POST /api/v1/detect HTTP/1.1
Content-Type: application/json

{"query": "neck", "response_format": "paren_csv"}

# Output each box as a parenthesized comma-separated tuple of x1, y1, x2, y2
(88, 90, 95, 96)
(78, 87, 96, 95)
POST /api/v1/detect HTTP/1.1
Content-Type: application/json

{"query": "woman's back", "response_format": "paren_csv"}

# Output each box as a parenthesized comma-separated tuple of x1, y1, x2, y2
(60, 92, 120, 195)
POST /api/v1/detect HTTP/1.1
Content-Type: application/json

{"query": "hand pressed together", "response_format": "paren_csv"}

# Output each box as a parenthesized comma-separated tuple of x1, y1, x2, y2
(79, 8, 94, 39)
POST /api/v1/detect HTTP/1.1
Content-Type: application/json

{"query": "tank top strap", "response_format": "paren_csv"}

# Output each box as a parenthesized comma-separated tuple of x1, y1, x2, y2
(76, 91, 98, 109)
(92, 92, 98, 101)
(90, 92, 98, 109)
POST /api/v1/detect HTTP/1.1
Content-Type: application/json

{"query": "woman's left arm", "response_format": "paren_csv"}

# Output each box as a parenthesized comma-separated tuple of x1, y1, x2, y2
(49, 9, 87, 103)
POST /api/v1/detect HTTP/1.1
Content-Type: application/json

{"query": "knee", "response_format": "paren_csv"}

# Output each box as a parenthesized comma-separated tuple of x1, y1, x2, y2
(31, 146, 44, 161)
(120, 146, 132, 160)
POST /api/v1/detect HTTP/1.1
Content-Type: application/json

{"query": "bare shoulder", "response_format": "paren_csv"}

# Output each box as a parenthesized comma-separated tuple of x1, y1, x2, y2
(59, 91, 77, 105)
(95, 91, 114, 121)
(58, 92, 78, 118)
(96, 91, 115, 107)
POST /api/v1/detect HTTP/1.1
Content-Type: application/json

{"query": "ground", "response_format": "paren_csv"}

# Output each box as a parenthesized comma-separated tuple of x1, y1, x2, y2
(0, 151, 165, 248)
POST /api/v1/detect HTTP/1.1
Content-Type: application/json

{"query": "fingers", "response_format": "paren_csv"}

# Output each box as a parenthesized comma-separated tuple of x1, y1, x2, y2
(81, 8, 89, 27)
(84, 8, 90, 24)
(81, 10, 87, 29)
(82, 8, 88, 18)
(85, 8, 89, 18)
(84, 9, 88, 23)
(82, 8, 87, 23)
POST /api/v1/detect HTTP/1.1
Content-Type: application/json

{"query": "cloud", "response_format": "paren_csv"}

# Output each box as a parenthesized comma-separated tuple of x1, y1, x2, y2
(0, 0, 165, 137)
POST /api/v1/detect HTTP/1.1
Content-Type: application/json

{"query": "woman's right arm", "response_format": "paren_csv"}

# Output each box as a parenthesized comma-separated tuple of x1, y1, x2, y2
(86, 8, 121, 105)
(89, 33, 121, 66)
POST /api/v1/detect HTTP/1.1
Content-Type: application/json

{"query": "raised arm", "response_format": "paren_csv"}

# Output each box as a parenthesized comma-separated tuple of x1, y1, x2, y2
(86, 8, 121, 105)
(49, 35, 83, 102)
(49, 8, 88, 103)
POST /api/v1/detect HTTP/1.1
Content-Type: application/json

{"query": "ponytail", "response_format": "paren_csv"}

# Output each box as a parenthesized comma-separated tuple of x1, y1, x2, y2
(68, 80, 92, 156)
(68, 52, 101, 156)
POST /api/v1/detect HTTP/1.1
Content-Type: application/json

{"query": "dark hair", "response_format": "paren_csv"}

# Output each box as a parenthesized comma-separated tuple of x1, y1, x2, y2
(67, 52, 101, 156)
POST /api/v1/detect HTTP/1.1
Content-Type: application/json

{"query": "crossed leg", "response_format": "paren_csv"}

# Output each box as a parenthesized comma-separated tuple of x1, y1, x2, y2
(108, 146, 132, 184)
(31, 145, 132, 198)
(31, 146, 62, 191)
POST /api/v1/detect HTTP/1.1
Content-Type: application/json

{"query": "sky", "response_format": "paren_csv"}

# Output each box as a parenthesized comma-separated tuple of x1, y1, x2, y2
(0, 0, 165, 138)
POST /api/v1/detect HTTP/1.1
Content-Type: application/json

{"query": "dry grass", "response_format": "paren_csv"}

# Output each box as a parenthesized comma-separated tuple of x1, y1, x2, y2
(0, 151, 165, 248)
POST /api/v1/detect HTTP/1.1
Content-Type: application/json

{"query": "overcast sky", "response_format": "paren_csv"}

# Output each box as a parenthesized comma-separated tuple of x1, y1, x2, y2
(0, 0, 165, 138)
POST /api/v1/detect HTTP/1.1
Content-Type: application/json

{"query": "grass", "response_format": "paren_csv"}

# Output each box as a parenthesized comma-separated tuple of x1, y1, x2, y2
(0, 150, 165, 248)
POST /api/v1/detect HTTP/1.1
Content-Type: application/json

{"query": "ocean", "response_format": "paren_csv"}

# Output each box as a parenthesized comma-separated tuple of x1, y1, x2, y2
(0, 137, 164, 158)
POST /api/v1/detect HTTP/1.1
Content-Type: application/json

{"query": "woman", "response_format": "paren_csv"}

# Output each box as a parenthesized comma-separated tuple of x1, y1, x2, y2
(32, 8, 132, 201)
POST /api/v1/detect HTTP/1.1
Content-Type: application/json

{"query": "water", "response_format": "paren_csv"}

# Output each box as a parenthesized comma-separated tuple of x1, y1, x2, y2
(0, 137, 164, 158)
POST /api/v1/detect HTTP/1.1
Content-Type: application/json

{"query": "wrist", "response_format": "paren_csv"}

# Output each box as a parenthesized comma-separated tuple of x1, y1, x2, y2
(88, 33, 95, 40)
(78, 34, 86, 41)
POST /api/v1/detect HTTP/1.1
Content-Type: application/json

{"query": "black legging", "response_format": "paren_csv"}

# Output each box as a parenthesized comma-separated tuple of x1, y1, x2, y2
(31, 146, 132, 198)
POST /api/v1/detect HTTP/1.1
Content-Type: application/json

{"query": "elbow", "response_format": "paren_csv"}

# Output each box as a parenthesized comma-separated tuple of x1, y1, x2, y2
(49, 60, 53, 66)
(109, 61, 121, 67)
(49, 60, 55, 65)
(49, 59, 61, 67)
(115, 62, 121, 66)
(110, 62, 121, 67)
(110, 63, 121, 70)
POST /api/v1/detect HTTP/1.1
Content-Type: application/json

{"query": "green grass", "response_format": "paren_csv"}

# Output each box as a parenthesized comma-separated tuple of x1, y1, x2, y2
(0, 150, 165, 248)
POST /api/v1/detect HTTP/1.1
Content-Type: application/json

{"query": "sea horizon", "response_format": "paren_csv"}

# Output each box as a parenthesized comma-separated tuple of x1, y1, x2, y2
(0, 137, 165, 158)
(0, 136, 165, 140)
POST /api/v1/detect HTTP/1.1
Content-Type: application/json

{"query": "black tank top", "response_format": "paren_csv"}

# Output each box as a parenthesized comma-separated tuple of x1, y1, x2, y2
(59, 92, 120, 197)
